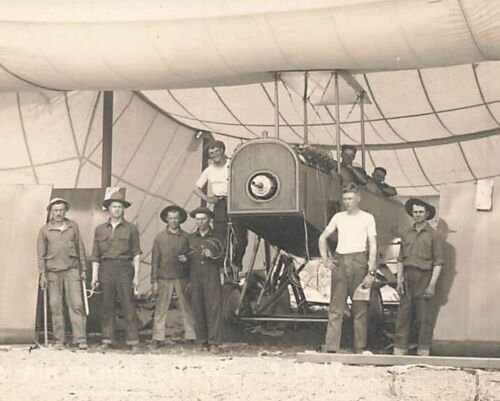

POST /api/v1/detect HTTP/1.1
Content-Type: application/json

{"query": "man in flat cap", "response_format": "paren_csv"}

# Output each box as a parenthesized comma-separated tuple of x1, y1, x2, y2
(150, 205, 196, 349)
(188, 206, 224, 353)
(90, 192, 142, 352)
(37, 198, 88, 350)
(193, 139, 247, 273)
(393, 198, 444, 356)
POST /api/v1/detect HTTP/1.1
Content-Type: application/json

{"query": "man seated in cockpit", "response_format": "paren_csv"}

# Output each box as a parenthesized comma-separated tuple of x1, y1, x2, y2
(338, 144, 370, 186)
(371, 167, 398, 197)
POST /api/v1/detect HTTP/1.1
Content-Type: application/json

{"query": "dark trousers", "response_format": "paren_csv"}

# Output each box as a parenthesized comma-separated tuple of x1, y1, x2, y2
(325, 252, 369, 352)
(394, 266, 434, 352)
(213, 197, 248, 268)
(47, 268, 86, 345)
(190, 267, 223, 345)
(99, 261, 139, 345)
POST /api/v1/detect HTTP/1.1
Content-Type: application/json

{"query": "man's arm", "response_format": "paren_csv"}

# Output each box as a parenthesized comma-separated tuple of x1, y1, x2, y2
(380, 183, 398, 197)
(75, 224, 87, 279)
(193, 168, 218, 204)
(424, 232, 445, 298)
(37, 228, 47, 289)
(133, 254, 141, 292)
(367, 235, 377, 272)
(90, 228, 101, 289)
(318, 217, 337, 269)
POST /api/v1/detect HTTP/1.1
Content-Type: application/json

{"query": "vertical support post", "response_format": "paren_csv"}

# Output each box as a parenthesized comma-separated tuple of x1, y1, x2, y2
(274, 72, 280, 139)
(360, 91, 366, 171)
(101, 91, 114, 188)
(334, 72, 341, 172)
(303, 71, 309, 144)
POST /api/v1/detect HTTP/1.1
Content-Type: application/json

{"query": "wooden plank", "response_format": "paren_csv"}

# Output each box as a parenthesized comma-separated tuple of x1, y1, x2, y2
(296, 352, 500, 370)
(0, 184, 53, 344)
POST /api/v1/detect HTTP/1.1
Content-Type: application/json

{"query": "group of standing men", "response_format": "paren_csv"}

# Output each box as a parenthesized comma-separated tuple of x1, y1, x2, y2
(37, 140, 234, 353)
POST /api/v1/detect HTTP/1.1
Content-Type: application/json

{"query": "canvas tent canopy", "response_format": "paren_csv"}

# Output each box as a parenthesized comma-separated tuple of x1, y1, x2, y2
(0, 0, 499, 281)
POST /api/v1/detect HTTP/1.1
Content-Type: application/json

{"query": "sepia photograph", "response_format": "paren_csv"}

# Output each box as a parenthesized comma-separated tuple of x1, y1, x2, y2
(0, 1, 500, 400)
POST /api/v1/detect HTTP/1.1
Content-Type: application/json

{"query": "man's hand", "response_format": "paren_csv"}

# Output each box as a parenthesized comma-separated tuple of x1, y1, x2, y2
(133, 275, 140, 292)
(185, 282, 191, 294)
(178, 254, 188, 263)
(396, 278, 405, 296)
(80, 271, 86, 282)
(202, 248, 213, 259)
(361, 274, 374, 289)
(151, 282, 158, 297)
(39, 273, 47, 290)
(206, 195, 219, 205)
(322, 258, 337, 272)
(91, 275, 99, 291)
(423, 284, 436, 299)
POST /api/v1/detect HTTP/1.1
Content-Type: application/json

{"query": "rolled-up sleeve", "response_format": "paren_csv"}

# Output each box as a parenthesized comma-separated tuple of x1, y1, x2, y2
(37, 227, 47, 273)
(432, 232, 445, 267)
(91, 227, 102, 263)
(130, 225, 142, 257)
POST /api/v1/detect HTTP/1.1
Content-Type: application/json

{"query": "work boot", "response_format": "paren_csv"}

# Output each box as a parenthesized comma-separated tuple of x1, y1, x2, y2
(317, 345, 336, 354)
(200, 342, 210, 351)
(78, 343, 88, 351)
(393, 347, 407, 356)
(129, 344, 141, 354)
(417, 348, 430, 357)
(53, 343, 65, 351)
(149, 340, 162, 351)
(209, 344, 220, 354)
(98, 343, 112, 353)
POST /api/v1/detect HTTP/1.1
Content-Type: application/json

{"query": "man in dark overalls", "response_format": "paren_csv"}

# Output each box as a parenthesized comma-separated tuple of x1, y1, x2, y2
(90, 192, 142, 352)
(188, 206, 224, 353)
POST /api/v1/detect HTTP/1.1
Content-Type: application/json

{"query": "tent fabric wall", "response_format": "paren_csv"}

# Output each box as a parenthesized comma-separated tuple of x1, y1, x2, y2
(0, 91, 203, 292)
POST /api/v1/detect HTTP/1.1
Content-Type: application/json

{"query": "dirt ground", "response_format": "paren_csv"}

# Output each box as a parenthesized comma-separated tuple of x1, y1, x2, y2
(2, 311, 500, 401)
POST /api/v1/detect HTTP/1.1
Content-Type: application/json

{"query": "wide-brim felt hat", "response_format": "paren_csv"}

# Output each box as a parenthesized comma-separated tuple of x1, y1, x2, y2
(160, 205, 187, 224)
(102, 191, 131, 209)
(405, 198, 436, 220)
(46, 198, 70, 212)
(189, 206, 214, 219)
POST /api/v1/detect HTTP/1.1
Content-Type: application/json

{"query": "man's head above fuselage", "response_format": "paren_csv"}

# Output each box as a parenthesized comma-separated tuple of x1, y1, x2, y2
(342, 183, 361, 213)
(341, 145, 357, 167)
(372, 167, 387, 184)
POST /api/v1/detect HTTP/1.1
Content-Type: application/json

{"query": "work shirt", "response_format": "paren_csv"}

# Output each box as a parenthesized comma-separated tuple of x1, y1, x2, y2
(398, 222, 444, 270)
(91, 219, 142, 263)
(195, 159, 230, 197)
(37, 219, 86, 273)
(327, 210, 377, 254)
(188, 228, 224, 271)
(151, 228, 190, 282)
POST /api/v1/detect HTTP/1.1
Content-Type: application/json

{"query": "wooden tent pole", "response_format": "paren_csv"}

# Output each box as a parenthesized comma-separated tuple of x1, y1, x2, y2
(303, 71, 309, 144)
(101, 91, 114, 188)
(360, 91, 366, 170)
(334, 72, 341, 172)
(274, 72, 280, 139)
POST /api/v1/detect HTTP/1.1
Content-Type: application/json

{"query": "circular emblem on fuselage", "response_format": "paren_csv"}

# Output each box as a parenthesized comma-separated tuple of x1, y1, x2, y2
(246, 171, 279, 201)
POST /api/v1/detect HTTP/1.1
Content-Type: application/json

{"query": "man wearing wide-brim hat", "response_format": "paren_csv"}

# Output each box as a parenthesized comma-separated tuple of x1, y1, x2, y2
(37, 198, 88, 350)
(150, 205, 196, 350)
(90, 191, 142, 352)
(187, 206, 224, 353)
(393, 198, 444, 357)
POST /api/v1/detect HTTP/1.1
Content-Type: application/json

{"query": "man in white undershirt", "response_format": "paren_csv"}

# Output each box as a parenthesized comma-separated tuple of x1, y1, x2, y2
(318, 183, 378, 354)
(193, 140, 247, 272)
